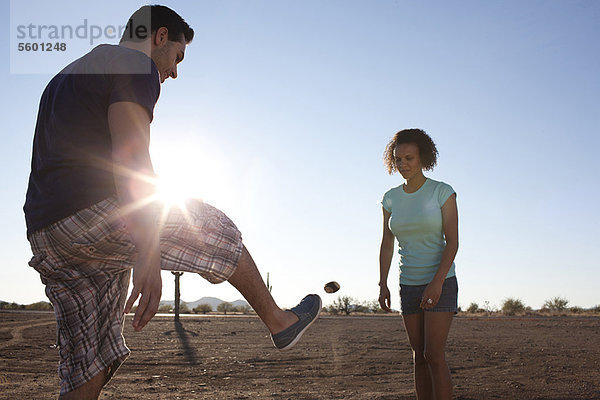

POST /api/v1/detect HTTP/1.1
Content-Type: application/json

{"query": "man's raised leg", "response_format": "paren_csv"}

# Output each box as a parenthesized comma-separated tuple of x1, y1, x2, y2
(227, 245, 321, 348)
(228, 246, 298, 333)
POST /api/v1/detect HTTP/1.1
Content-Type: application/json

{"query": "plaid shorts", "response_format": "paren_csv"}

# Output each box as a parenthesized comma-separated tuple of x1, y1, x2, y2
(27, 197, 243, 395)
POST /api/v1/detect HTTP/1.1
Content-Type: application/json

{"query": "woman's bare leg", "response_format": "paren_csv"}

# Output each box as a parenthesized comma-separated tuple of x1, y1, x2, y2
(403, 312, 433, 400)
(423, 312, 454, 400)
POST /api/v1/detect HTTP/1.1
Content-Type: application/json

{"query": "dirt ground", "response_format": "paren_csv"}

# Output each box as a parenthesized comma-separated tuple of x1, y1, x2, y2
(1, 311, 599, 400)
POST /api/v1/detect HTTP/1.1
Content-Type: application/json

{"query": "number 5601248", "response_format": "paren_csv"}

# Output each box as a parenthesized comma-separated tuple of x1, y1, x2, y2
(18, 42, 67, 51)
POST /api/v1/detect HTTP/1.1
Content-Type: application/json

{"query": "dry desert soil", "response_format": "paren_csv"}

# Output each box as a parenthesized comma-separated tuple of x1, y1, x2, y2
(1, 311, 599, 399)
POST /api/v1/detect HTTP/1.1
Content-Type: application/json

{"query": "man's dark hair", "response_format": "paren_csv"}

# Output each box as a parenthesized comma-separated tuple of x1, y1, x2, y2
(120, 5, 194, 44)
(384, 128, 439, 174)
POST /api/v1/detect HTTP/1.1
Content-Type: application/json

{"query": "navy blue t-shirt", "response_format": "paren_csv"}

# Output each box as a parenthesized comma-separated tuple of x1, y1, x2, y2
(24, 44, 161, 235)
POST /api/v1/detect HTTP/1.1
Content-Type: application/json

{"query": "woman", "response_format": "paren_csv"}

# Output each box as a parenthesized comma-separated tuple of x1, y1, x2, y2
(378, 128, 459, 400)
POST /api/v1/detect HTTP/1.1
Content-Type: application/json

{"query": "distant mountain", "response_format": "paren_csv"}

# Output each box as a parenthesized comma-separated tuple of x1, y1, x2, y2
(159, 297, 249, 311)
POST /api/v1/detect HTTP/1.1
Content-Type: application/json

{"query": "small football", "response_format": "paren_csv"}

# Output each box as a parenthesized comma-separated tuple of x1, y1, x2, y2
(324, 281, 340, 293)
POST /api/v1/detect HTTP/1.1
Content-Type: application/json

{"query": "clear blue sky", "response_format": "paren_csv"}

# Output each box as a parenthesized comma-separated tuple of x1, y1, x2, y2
(1, 0, 599, 311)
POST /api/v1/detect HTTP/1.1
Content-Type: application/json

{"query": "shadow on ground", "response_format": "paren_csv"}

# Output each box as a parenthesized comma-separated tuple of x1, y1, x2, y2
(163, 319, 200, 365)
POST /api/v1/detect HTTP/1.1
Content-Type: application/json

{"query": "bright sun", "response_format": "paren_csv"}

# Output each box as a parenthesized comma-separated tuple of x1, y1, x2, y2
(151, 142, 232, 210)
(154, 172, 197, 208)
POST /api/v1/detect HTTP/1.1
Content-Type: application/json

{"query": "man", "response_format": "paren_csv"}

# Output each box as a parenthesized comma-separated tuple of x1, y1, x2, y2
(24, 5, 320, 399)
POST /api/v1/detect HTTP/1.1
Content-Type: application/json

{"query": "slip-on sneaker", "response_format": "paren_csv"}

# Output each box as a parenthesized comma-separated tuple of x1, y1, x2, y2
(271, 294, 322, 350)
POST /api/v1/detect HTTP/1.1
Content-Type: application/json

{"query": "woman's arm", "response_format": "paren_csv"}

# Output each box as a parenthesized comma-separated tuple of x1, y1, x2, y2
(379, 207, 395, 312)
(421, 193, 459, 309)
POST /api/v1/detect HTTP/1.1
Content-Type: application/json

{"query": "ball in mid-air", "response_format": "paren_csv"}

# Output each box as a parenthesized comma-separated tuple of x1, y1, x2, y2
(324, 281, 340, 293)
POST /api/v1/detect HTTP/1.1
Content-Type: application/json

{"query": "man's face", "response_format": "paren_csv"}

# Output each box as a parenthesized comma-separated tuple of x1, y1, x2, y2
(151, 31, 186, 84)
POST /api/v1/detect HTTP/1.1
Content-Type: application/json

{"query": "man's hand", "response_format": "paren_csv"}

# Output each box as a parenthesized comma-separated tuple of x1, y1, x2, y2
(124, 245, 162, 331)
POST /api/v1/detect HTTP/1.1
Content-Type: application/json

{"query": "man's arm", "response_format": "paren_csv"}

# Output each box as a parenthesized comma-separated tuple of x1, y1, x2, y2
(108, 101, 162, 331)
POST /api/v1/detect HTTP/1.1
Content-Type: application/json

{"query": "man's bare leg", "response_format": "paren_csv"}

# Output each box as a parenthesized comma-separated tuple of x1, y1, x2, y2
(59, 368, 108, 400)
(227, 246, 299, 334)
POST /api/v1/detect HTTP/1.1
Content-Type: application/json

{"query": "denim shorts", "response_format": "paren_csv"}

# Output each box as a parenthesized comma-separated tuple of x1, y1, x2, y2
(400, 276, 458, 315)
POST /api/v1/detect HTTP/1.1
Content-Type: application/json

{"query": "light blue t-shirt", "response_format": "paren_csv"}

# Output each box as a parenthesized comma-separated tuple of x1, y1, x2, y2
(382, 178, 456, 286)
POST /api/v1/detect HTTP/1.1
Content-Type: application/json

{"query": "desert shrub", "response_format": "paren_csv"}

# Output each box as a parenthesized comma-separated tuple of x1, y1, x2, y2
(0, 301, 54, 311)
(326, 304, 339, 315)
(501, 298, 526, 316)
(179, 303, 191, 314)
(569, 306, 584, 314)
(332, 296, 355, 316)
(366, 299, 384, 314)
(352, 304, 369, 313)
(24, 301, 53, 311)
(158, 304, 172, 313)
(236, 305, 254, 314)
(542, 297, 569, 312)
(589, 305, 600, 313)
(482, 300, 498, 313)
(193, 303, 213, 314)
(217, 302, 235, 314)
(0, 302, 24, 310)
(466, 302, 480, 314)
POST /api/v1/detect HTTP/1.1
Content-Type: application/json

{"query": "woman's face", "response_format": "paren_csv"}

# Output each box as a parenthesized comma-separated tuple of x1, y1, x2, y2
(393, 143, 423, 180)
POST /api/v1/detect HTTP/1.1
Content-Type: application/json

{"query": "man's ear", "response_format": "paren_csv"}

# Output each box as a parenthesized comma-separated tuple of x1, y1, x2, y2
(153, 27, 169, 47)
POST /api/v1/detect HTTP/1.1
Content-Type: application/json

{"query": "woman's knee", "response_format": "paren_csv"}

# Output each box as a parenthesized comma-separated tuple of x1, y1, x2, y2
(423, 347, 446, 367)
(412, 349, 427, 365)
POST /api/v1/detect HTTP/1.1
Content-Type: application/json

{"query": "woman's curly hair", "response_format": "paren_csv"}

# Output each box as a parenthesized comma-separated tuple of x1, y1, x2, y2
(384, 128, 439, 174)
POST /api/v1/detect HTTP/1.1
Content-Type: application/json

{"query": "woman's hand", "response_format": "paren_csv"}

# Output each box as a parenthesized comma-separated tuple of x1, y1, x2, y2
(379, 284, 392, 312)
(420, 280, 443, 309)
